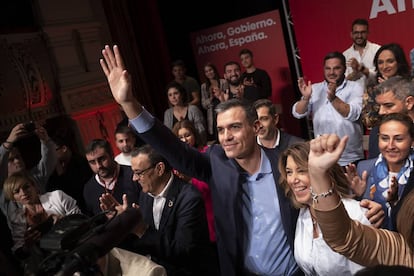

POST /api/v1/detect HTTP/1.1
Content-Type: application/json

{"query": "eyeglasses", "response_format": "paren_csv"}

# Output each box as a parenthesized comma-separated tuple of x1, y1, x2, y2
(133, 165, 155, 178)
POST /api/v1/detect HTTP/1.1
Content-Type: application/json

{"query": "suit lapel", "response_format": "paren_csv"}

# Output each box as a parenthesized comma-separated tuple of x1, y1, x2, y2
(158, 177, 180, 230)
(140, 194, 156, 228)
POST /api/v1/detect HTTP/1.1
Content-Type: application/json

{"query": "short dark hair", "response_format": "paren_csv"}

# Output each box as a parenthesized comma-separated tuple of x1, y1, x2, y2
(239, 48, 253, 57)
(114, 124, 134, 136)
(85, 139, 113, 158)
(351, 18, 368, 29)
(223, 61, 241, 72)
(131, 144, 172, 172)
(253, 99, 278, 116)
(171, 59, 186, 69)
(323, 51, 346, 68)
(215, 99, 258, 125)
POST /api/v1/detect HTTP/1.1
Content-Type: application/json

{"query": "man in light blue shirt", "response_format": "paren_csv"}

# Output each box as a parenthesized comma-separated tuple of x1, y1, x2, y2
(100, 45, 302, 276)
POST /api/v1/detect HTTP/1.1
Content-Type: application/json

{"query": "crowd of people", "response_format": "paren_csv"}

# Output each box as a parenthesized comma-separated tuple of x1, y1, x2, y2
(1, 16, 414, 276)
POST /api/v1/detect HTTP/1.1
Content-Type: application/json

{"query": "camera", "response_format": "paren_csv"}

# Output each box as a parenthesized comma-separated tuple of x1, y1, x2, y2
(23, 121, 36, 132)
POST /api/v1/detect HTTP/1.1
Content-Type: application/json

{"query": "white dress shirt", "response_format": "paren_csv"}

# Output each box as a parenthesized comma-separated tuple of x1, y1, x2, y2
(148, 173, 173, 230)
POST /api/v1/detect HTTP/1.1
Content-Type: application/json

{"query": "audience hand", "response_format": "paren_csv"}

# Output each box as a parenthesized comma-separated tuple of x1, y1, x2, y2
(347, 58, 359, 71)
(345, 164, 368, 197)
(327, 82, 337, 101)
(360, 199, 385, 228)
(6, 123, 29, 144)
(233, 85, 244, 99)
(297, 77, 312, 99)
(100, 193, 129, 219)
(35, 125, 50, 143)
(242, 77, 255, 87)
(377, 76, 386, 83)
(212, 87, 226, 102)
(386, 176, 399, 206)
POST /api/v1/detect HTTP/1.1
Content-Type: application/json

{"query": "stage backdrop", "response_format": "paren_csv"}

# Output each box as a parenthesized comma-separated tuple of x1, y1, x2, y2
(190, 10, 302, 136)
(289, 0, 414, 82)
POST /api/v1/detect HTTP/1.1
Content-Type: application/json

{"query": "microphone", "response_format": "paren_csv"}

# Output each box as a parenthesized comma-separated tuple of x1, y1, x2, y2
(56, 207, 141, 276)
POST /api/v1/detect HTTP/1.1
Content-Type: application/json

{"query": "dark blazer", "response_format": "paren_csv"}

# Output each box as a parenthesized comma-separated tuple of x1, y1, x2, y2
(122, 176, 219, 276)
(278, 130, 305, 152)
(368, 125, 380, 159)
(356, 158, 376, 178)
(138, 120, 300, 276)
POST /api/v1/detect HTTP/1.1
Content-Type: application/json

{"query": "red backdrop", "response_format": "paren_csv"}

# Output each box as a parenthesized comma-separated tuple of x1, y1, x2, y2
(289, 0, 414, 82)
(190, 10, 303, 136)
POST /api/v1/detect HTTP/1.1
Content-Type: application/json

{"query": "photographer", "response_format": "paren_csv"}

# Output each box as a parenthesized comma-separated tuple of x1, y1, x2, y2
(1, 122, 57, 190)
(0, 122, 58, 271)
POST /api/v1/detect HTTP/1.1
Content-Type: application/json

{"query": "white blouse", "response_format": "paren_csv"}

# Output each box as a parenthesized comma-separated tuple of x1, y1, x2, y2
(294, 198, 371, 276)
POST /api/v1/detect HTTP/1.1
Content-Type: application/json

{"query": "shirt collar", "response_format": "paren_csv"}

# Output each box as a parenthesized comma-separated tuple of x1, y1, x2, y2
(245, 148, 272, 181)
(257, 129, 280, 149)
(148, 172, 174, 198)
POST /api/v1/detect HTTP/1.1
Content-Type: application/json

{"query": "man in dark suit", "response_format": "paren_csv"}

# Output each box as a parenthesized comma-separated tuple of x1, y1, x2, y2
(100, 45, 302, 276)
(254, 98, 304, 150)
(100, 144, 218, 276)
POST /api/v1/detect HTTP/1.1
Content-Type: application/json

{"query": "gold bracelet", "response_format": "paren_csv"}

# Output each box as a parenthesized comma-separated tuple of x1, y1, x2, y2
(310, 184, 334, 203)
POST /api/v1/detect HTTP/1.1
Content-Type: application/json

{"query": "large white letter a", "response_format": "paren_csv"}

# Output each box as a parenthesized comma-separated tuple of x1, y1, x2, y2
(370, 0, 396, 19)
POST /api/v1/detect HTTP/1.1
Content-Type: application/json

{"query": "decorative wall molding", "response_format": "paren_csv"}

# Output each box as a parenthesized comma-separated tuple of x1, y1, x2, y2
(61, 82, 114, 115)
(0, 32, 60, 132)
(0, 0, 119, 152)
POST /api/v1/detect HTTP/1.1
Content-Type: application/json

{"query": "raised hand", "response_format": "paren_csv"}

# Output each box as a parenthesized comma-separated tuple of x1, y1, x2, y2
(5, 123, 31, 146)
(100, 45, 133, 105)
(35, 125, 50, 143)
(345, 163, 368, 197)
(309, 134, 348, 173)
(297, 77, 312, 98)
